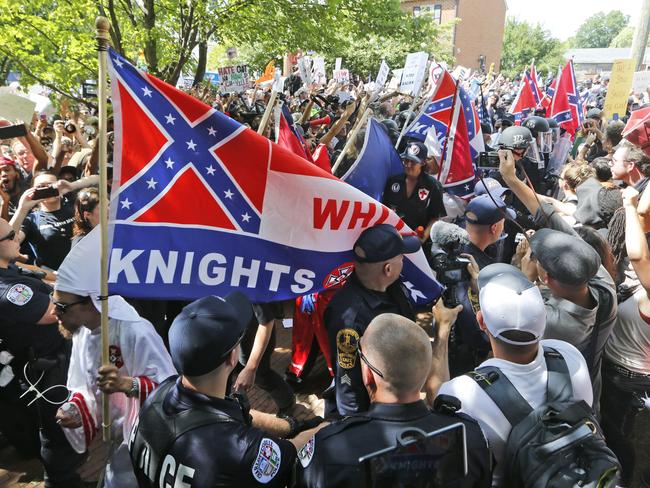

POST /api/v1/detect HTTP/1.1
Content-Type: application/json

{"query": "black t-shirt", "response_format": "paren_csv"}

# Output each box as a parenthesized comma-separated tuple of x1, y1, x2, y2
(21, 201, 75, 270)
(0, 265, 65, 362)
(382, 172, 446, 231)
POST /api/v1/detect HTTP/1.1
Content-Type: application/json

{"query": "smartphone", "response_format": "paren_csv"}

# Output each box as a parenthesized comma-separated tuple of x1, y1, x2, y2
(0, 124, 27, 140)
(33, 186, 60, 200)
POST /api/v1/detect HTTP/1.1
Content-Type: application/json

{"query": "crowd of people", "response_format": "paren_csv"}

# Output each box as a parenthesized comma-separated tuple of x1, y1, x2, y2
(0, 59, 649, 488)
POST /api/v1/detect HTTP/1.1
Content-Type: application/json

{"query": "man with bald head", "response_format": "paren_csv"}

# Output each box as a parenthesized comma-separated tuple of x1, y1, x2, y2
(294, 313, 491, 487)
(324, 224, 420, 418)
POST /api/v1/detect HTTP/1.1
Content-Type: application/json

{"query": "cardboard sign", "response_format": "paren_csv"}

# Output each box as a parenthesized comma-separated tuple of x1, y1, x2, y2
(335, 58, 342, 71)
(272, 68, 284, 92)
(388, 69, 403, 91)
(333, 69, 350, 85)
(312, 57, 327, 85)
(297, 57, 312, 87)
(604, 59, 635, 119)
(0, 93, 36, 123)
(217, 65, 250, 93)
(400, 52, 429, 96)
(632, 70, 650, 94)
(376, 60, 390, 87)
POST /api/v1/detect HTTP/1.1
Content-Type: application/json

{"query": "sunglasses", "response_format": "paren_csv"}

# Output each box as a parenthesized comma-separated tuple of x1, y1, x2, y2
(49, 292, 90, 314)
(0, 230, 15, 242)
(358, 344, 384, 379)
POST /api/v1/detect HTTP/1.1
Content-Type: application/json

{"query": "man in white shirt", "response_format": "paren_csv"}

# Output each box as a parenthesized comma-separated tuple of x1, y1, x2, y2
(437, 263, 593, 486)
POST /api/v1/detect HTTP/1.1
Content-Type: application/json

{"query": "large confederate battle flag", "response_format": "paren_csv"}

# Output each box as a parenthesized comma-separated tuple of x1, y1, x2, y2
(106, 49, 442, 304)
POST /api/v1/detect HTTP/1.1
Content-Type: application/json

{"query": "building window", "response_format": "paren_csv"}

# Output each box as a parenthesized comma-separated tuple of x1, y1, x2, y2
(412, 4, 442, 24)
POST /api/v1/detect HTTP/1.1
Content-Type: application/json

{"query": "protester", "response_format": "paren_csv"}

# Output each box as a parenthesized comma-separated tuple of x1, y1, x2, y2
(71, 186, 100, 246)
(53, 227, 176, 487)
(382, 141, 446, 240)
(10, 173, 98, 270)
(601, 186, 650, 487)
(437, 263, 599, 486)
(499, 151, 617, 413)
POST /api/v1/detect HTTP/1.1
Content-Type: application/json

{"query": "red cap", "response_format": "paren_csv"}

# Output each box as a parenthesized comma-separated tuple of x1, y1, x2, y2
(309, 115, 332, 127)
(0, 156, 16, 168)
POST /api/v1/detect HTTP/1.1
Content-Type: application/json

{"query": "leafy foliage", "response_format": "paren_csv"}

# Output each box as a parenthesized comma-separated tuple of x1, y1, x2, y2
(1, 0, 453, 103)
(569, 10, 629, 49)
(500, 18, 565, 78)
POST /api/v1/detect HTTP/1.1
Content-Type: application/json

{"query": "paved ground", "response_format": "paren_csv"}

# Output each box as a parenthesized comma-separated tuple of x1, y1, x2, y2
(1, 319, 648, 487)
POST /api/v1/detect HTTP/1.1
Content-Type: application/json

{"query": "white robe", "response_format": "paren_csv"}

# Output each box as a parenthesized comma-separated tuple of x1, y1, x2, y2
(64, 304, 176, 487)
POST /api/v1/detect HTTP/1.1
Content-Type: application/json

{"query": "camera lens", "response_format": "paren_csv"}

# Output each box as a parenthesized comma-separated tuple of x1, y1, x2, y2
(64, 122, 76, 134)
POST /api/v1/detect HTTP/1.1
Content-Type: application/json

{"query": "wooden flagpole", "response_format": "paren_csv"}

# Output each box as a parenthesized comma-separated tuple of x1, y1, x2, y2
(257, 90, 278, 135)
(95, 16, 111, 442)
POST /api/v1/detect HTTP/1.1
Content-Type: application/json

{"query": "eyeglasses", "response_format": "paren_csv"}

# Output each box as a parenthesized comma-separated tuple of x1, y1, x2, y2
(49, 293, 90, 314)
(358, 344, 384, 378)
(0, 230, 15, 242)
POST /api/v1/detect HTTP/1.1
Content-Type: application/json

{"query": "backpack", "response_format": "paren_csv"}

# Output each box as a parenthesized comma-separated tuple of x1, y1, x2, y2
(467, 347, 619, 488)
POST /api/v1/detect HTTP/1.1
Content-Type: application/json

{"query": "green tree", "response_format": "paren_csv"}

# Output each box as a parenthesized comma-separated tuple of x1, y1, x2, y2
(570, 10, 629, 48)
(608, 25, 650, 48)
(0, 0, 452, 103)
(500, 18, 564, 78)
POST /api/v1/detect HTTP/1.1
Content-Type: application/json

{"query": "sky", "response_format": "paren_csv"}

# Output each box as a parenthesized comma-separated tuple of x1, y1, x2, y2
(505, 0, 642, 41)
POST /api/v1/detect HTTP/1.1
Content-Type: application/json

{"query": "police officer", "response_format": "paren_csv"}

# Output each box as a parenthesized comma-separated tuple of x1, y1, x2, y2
(129, 293, 318, 487)
(497, 125, 544, 194)
(294, 313, 492, 487)
(323, 224, 419, 419)
(0, 217, 84, 487)
(382, 141, 446, 240)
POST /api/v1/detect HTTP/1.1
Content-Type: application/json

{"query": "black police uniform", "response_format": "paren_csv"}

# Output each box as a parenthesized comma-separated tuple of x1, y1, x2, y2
(324, 272, 414, 418)
(294, 400, 492, 488)
(0, 264, 84, 486)
(130, 376, 296, 487)
(382, 172, 446, 231)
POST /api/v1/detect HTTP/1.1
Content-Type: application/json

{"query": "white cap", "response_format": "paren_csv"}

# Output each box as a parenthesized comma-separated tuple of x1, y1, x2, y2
(478, 264, 546, 345)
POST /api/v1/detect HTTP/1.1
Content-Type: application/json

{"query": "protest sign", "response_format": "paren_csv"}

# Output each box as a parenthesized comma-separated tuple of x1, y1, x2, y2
(632, 70, 650, 94)
(603, 59, 635, 119)
(0, 92, 36, 123)
(333, 69, 350, 85)
(297, 57, 312, 87)
(400, 51, 429, 96)
(376, 60, 390, 87)
(217, 64, 250, 93)
(335, 58, 342, 71)
(272, 68, 284, 92)
(388, 69, 403, 91)
(312, 57, 326, 85)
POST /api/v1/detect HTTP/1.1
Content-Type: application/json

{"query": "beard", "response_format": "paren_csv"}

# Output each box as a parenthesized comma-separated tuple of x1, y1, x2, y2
(58, 321, 82, 339)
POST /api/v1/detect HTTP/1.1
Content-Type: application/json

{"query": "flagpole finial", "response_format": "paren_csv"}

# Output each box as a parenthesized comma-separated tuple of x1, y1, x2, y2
(95, 16, 111, 51)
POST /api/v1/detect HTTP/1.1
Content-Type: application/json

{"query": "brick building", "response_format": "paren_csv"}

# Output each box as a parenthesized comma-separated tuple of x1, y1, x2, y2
(401, 0, 507, 72)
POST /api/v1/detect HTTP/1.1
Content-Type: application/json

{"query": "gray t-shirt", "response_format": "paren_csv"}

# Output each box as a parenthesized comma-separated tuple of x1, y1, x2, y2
(534, 203, 617, 414)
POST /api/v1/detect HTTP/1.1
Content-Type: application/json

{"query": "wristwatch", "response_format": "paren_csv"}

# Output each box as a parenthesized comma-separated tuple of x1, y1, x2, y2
(127, 377, 139, 398)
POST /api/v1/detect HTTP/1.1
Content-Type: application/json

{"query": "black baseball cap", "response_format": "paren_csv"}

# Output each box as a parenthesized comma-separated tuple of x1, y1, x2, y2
(400, 141, 428, 164)
(529, 229, 601, 285)
(465, 194, 515, 225)
(169, 292, 253, 376)
(353, 224, 421, 263)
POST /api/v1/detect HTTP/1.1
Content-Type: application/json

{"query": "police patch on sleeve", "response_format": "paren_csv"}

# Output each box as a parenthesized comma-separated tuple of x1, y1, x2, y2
(298, 435, 315, 468)
(336, 328, 359, 369)
(6, 284, 33, 306)
(252, 438, 282, 483)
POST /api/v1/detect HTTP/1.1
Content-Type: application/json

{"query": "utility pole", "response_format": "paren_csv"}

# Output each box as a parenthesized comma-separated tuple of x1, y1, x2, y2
(631, 0, 650, 70)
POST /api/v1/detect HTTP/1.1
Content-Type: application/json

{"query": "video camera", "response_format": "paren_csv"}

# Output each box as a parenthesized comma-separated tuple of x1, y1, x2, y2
(429, 221, 472, 307)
